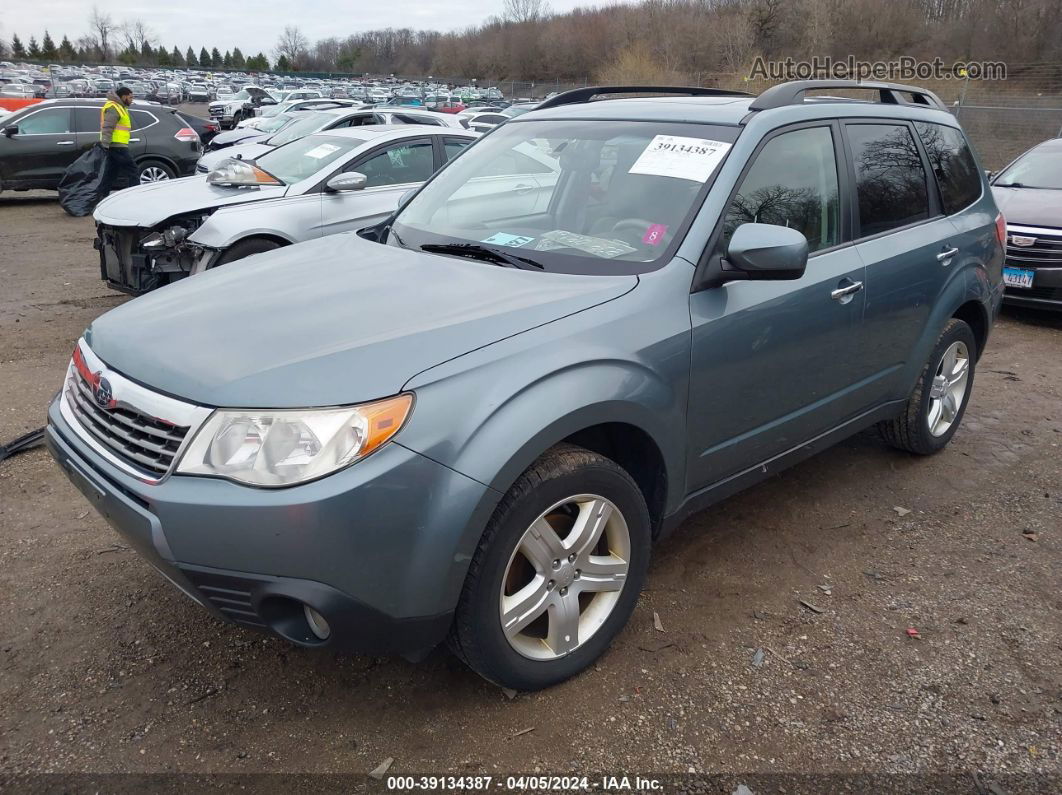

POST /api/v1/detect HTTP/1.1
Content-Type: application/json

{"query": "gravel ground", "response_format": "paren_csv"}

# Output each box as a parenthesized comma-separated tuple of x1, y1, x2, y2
(0, 192, 1059, 793)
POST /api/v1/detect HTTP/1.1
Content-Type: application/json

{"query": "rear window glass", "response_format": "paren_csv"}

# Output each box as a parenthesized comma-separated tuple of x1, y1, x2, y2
(847, 123, 930, 237)
(914, 122, 982, 214)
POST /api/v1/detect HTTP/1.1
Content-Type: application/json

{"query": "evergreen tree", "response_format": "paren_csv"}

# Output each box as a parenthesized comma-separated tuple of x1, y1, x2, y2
(172, 46, 184, 66)
(186, 46, 197, 67)
(245, 53, 269, 71)
(27, 36, 42, 60)
(210, 47, 222, 67)
(276, 54, 290, 72)
(59, 35, 76, 62)
(41, 31, 58, 61)
(232, 47, 245, 69)
(12, 34, 26, 59)
(140, 40, 154, 64)
(199, 47, 210, 68)
(223, 50, 232, 68)
(157, 47, 171, 66)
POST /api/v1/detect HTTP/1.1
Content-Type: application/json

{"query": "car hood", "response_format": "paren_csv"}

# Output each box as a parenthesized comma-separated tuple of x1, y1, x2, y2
(210, 128, 268, 147)
(93, 175, 286, 227)
(991, 186, 1062, 229)
(85, 234, 637, 408)
(197, 142, 273, 173)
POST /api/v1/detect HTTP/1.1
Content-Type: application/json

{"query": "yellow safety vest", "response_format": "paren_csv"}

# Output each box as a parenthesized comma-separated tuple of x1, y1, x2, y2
(100, 100, 132, 145)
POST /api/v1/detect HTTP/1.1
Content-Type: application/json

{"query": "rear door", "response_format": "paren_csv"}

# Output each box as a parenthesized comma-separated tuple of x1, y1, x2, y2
(844, 121, 959, 403)
(0, 106, 74, 186)
(317, 136, 437, 236)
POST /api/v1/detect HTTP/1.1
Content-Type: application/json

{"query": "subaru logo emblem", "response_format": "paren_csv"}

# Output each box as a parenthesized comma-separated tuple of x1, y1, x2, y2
(94, 375, 113, 408)
(1010, 235, 1036, 247)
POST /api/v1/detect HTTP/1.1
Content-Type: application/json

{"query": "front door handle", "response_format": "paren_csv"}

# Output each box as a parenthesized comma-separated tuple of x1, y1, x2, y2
(937, 246, 959, 263)
(56, 140, 75, 146)
(831, 281, 864, 301)
(129, 138, 141, 143)
(513, 183, 535, 195)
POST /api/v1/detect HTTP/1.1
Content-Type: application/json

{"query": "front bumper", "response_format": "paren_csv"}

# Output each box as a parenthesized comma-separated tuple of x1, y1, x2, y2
(46, 396, 498, 656)
(1003, 266, 1062, 311)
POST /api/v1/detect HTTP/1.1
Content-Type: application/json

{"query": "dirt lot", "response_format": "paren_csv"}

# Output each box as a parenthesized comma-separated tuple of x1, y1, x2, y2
(0, 192, 1060, 792)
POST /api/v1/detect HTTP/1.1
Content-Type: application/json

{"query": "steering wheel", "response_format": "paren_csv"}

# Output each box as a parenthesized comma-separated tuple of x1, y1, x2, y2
(609, 218, 657, 246)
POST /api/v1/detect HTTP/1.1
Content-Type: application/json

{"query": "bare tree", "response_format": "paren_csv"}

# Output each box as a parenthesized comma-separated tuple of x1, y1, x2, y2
(88, 5, 114, 60)
(275, 25, 309, 69)
(503, 0, 551, 24)
(120, 18, 155, 54)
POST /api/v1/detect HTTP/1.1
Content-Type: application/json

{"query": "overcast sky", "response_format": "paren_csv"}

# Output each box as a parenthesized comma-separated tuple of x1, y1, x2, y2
(2, 1, 616, 57)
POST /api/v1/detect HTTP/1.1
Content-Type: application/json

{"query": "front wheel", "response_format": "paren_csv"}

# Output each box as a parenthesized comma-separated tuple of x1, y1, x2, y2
(878, 318, 977, 455)
(213, 237, 282, 266)
(449, 444, 651, 690)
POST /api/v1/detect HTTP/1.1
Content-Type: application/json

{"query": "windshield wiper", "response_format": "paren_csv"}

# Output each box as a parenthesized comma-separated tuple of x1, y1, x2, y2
(420, 242, 544, 270)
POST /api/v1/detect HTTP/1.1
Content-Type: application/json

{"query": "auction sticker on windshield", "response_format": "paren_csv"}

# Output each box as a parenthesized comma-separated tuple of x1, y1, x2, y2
(629, 135, 731, 183)
(305, 143, 341, 159)
(482, 232, 535, 247)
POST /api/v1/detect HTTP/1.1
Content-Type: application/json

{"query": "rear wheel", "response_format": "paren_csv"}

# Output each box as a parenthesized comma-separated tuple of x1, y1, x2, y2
(137, 160, 175, 184)
(878, 318, 977, 455)
(449, 444, 651, 690)
(214, 237, 282, 266)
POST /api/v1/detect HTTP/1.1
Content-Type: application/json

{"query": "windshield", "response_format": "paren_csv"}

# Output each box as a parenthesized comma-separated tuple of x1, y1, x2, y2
(267, 113, 330, 146)
(254, 134, 365, 185)
(996, 148, 1062, 190)
(257, 113, 295, 133)
(392, 119, 739, 275)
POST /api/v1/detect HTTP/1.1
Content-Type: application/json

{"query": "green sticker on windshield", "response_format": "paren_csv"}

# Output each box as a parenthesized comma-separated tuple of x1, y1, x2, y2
(482, 233, 534, 247)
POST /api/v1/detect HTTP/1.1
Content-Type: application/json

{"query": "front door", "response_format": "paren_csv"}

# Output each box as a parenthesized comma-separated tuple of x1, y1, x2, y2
(686, 122, 868, 492)
(0, 106, 74, 186)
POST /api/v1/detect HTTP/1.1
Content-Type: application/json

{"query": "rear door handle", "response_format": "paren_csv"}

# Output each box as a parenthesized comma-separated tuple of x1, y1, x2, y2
(831, 281, 864, 301)
(56, 140, 75, 146)
(937, 246, 959, 263)
(129, 138, 141, 143)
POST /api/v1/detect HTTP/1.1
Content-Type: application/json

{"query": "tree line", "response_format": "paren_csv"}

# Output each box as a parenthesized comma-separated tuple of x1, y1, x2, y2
(4, 0, 1061, 81)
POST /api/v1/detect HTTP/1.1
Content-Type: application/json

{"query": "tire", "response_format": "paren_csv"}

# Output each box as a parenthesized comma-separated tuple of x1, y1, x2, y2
(449, 443, 651, 690)
(213, 237, 282, 266)
(137, 160, 175, 184)
(878, 318, 977, 455)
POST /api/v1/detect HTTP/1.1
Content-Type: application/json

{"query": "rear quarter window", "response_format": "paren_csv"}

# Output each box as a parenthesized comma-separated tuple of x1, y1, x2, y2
(914, 122, 982, 214)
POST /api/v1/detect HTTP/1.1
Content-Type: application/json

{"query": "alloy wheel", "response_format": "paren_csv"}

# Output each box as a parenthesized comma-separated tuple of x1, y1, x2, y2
(499, 494, 630, 661)
(139, 166, 171, 184)
(927, 340, 970, 437)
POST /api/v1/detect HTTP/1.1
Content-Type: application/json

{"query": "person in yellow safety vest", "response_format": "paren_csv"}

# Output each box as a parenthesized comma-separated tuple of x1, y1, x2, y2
(97, 86, 139, 198)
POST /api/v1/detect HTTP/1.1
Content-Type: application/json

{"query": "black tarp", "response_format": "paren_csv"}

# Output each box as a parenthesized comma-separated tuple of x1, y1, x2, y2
(58, 144, 108, 217)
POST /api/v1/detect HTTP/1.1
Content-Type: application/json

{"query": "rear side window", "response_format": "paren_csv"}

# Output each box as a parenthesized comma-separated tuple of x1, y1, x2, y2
(129, 110, 157, 131)
(443, 138, 472, 161)
(847, 123, 930, 237)
(914, 122, 982, 213)
(722, 126, 841, 254)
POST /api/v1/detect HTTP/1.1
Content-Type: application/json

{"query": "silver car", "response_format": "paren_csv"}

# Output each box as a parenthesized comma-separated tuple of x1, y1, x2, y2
(93, 126, 478, 295)
(197, 107, 463, 173)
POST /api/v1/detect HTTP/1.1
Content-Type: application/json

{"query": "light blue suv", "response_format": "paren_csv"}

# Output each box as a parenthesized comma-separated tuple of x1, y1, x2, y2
(47, 81, 1004, 690)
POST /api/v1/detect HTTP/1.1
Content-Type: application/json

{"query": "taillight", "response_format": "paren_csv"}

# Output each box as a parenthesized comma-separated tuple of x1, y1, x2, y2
(174, 127, 199, 142)
(995, 212, 1006, 247)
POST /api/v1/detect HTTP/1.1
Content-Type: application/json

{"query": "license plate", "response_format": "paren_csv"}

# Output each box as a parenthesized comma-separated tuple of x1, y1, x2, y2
(1003, 267, 1035, 289)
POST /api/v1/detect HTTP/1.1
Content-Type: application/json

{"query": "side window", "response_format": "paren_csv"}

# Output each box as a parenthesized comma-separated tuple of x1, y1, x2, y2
(129, 110, 156, 131)
(72, 107, 100, 133)
(394, 113, 440, 126)
(354, 141, 435, 187)
(16, 108, 71, 134)
(847, 123, 930, 237)
(443, 138, 471, 162)
(722, 126, 840, 254)
(914, 122, 982, 214)
(478, 146, 556, 177)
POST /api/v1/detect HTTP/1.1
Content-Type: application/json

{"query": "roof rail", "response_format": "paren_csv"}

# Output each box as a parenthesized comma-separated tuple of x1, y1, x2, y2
(535, 85, 753, 111)
(749, 80, 947, 112)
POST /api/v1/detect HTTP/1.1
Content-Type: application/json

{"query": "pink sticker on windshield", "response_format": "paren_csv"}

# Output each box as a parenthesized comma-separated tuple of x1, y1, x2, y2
(643, 224, 668, 246)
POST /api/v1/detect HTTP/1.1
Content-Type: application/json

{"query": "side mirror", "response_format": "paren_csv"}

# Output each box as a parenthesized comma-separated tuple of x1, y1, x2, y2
(3, 125, 17, 137)
(326, 171, 367, 192)
(985, 170, 995, 182)
(398, 188, 416, 209)
(723, 223, 808, 281)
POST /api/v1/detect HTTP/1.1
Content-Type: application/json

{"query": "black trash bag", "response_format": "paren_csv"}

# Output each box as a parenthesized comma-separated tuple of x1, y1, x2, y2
(58, 144, 108, 217)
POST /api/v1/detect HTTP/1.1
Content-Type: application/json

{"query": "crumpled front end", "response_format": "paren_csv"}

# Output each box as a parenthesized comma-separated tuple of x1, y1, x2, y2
(95, 213, 217, 295)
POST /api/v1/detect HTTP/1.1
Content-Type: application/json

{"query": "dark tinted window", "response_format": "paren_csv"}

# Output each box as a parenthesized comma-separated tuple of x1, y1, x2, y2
(73, 106, 99, 133)
(354, 141, 435, 187)
(443, 139, 471, 161)
(129, 110, 157, 130)
(914, 122, 982, 213)
(393, 113, 441, 126)
(847, 123, 930, 236)
(723, 126, 840, 253)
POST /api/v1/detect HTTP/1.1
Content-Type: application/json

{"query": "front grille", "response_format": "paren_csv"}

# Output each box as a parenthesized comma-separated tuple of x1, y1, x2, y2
(1005, 226, 1062, 268)
(65, 370, 189, 476)
(179, 569, 268, 629)
(1006, 285, 1062, 302)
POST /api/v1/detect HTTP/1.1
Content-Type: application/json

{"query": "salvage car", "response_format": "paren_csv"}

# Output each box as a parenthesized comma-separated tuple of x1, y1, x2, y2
(204, 112, 297, 151)
(196, 107, 462, 173)
(0, 99, 201, 191)
(990, 137, 1062, 311)
(235, 99, 366, 130)
(208, 86, 277, 129)
(93, 126, 476, 293)
(49, 81, 1003, 690)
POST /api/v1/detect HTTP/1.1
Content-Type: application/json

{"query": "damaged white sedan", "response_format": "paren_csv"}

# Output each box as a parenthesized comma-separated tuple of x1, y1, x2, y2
(93, 126, 477, 295)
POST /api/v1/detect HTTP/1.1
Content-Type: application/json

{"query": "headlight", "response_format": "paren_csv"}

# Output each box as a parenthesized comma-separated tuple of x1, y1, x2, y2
(175, 394, 413, 487)
(206, 157, 282, 188)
